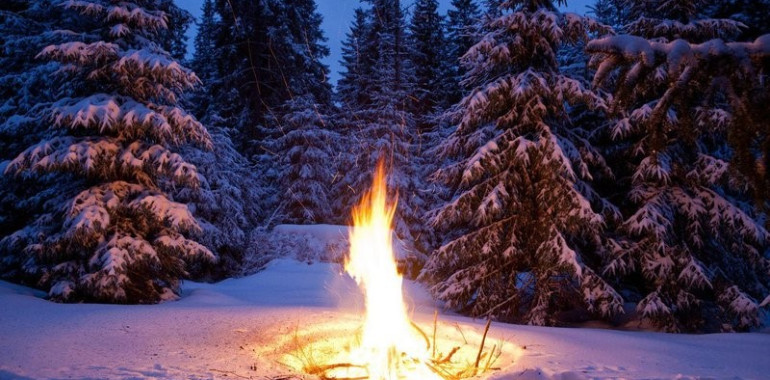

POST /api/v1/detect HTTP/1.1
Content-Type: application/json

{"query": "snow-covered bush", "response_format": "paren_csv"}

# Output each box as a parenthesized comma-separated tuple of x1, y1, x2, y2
(2, 0, 214, 303)
(421, 0, 623, 326)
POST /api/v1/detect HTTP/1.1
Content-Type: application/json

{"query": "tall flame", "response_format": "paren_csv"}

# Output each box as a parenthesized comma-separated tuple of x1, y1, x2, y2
(345, 159, 439, 380)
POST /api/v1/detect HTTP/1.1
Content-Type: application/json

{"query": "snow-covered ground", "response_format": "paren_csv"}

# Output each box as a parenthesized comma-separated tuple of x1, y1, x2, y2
(1, 257, 769, 380)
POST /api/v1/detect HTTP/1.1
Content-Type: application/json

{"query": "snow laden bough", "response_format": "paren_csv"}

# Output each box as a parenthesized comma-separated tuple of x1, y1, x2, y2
(257, 161, 516, 380)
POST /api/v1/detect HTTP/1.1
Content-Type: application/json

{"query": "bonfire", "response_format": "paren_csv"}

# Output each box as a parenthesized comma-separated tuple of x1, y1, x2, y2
(277, 159, 505, 380)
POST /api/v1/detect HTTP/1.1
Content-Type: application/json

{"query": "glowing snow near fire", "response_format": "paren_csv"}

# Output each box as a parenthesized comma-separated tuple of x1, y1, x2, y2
(343, 159, 440, 379)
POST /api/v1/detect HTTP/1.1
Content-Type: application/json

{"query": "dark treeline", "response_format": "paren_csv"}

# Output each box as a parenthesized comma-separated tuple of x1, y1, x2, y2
(0, 0, 769, 332)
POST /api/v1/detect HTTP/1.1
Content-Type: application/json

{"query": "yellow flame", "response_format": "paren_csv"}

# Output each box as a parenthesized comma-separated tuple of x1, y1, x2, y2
(344, 159, 440, 380)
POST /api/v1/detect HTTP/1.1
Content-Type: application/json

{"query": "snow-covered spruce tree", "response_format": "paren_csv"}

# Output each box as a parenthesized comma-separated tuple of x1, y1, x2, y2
(587, 2, 770, 330)
(253, 0, 335, 225)
(174, 0, 269, 280)
(483, 0, 505, 17)
(363, 0, 420, 244)
(197, 0, 334, 231)
(267, 0, 332, 108)
(206, 0, 264, 150)
(187, 0, 218, 120)
(421, 0, 623, 326)
(3, 0, 215, 303)
(275, 95, 337, 224)
(174, 123, 263, 280)
(411, 0, 470, 257)
(556, 2, 608, 148)
(208, 0, 275, 153)
(156, 0, 191, 61)
(409, 0, 450, 121)
(337, 8, 375, 112)
(445, 0, 483, 104)
(209, 0, 332, 157)
(332, 7, 376, 224)
(191, 0, 217, 83)
(424, 0, 485, 235)
(0, 0, 79, 154)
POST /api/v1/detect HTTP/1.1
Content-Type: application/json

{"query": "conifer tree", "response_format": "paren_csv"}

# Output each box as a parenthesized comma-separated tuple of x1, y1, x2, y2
(422, 0, 623, 325)
(338, 8, 374, 111)
(275, 95, 337, 224)
(333, 7, 375, 222)
(622, 0, 743, 42)
(364, 0, 421, 248)
(255, 0, 334, 222)
(174, 124, 263, 280)
(2, 0, 214, 303)
(409, 0, 448, 120)
(484, 0, 505, 17)
(189, 0, 218, 120)
(268, 0, 332, 107)
(191, 0, 217, 79)
(209, 0, 273, 152)
(209, 0, 332, 156)
(445, 0, 483, 104)
(177, 0, 273, 279)
(588, 0, 625, 29)
(0, 0, 76, 152)
(587, 0, 770, 331)
(157, 0, 192, 61)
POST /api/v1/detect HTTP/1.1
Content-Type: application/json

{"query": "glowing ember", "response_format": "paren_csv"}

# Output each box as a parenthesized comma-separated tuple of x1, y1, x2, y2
(344, 159, 440, 380)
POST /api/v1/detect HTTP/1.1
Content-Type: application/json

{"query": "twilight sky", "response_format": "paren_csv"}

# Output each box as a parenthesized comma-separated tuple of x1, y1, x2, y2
(174, 0, 593, 85)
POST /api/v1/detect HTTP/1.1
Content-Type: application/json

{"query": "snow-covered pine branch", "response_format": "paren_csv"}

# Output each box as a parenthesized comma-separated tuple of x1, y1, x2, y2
(39, 43, 203, 104)
(47, 94, 210, 147)
(7, 137, 201, 187)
